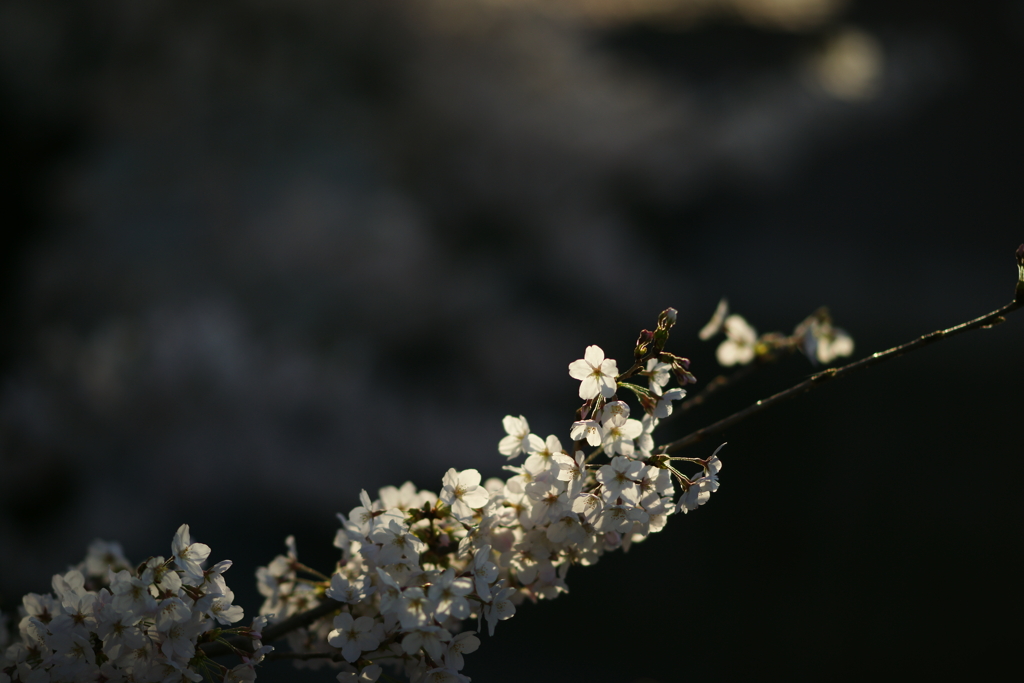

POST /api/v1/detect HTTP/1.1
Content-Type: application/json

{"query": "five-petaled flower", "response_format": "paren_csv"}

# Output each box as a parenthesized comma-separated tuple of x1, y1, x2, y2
(328, 612, 381, 663)
(568, 345, 619, 399)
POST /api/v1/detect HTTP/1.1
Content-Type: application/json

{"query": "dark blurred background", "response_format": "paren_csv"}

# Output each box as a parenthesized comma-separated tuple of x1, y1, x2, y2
(1, 0, 1022, 680)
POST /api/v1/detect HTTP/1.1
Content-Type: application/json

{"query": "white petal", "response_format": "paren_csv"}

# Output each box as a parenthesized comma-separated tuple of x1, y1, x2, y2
(498, 434, 523, 456)
(502, 415, 527, 436)
(458, 469, 482, 488)
(578, 376, 600, 400)
(567, 359, 592, 380)
(699, 298, 729, 340)
(583, 345, 605, 366)
(724, 314, 757, 344)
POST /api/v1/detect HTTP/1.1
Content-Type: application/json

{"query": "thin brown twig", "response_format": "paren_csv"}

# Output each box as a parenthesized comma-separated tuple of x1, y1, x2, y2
(658, 293, 1022, 455)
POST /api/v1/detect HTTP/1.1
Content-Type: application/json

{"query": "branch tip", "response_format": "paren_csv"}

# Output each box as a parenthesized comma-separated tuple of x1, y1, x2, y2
(1016, 244, 1024, 300)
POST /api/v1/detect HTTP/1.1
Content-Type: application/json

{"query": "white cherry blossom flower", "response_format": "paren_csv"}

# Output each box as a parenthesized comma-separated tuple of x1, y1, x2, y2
(155, 596, 192, 631)
(597, 456, 643, 505)
(327, 574, 373, 605)
(401, 625, 450, 660)
(328, 612, 380, 663)
(443, 631, 480, 671)
(471, 545, 498, 601)
(572, 491, 604, 525)
(378, 481, 425, 510)
(371, 519, 426, 566)
(427, 569, 473, 621)
(815, 328, 854, 364)
(803, 320, 854, 365)
(55, 586, 98, 633)
(600, 400, 630, 425)
(501, 488, 536, 530)
(395, 587, 435, 629)
(51, 569, 87, 609)
(677, 447, 724, 513)
(597, 503, 648, 534)
(677, 481, 711, 513)
(546, 512, 587, 544)
(651, 387, 686, 418)
(346, 489, 383, 538)
(602, 416, 644, 456)
(634, 413, 656, 453)
(483, 584, 517, 636)
(224, 642, 273, 683)
(498, 415, 543, 459)
(440, 468, 490, 520)
(151, 558, 182, 593)
(83, 539, 131, 578)
(158, 611, 205, 662)
(95, 607, 147, 660)
(523, 434, 564, 474)
(171, 525, 211, 583)
(45, 612, 90, 655)
(645, 357, 673, 396)
(717, 314, 757, 366)
(552, 449, 586, 499)
(525, 482, 569, 527)
(522, 457, 560, 499)
(207, 590, 244, 625)
(50, 631, 96, 674)
(570, 419, 603, 447)
(21, 592, 60, 623)
(374, 568, 405, 616)
(109, 568, 157, 619)
(568, 345, 619, 399)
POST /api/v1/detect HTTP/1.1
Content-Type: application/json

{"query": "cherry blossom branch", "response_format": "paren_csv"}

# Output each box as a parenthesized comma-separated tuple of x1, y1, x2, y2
(658, 274, 1023, 456)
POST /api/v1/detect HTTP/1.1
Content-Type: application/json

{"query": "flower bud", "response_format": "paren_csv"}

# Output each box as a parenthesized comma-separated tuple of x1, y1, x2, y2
(634, 329, 654, 359)
(1016, 244, 1024, 301)
(577, 398, 594, 421)
(658, 307, 678, 329)
(653, 326, 670, 352)
(672, 358, 697, 386)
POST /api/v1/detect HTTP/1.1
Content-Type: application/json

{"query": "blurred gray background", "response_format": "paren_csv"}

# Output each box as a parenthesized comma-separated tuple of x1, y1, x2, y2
(1, 0, 1022, 680)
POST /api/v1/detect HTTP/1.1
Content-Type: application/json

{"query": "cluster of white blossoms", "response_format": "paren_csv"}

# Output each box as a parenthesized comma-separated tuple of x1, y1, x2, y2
(700, 298, 854, 367)
(0, 527, 267, 683)
(3, 308, 729, 683)
(252, 308, 724, 683)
